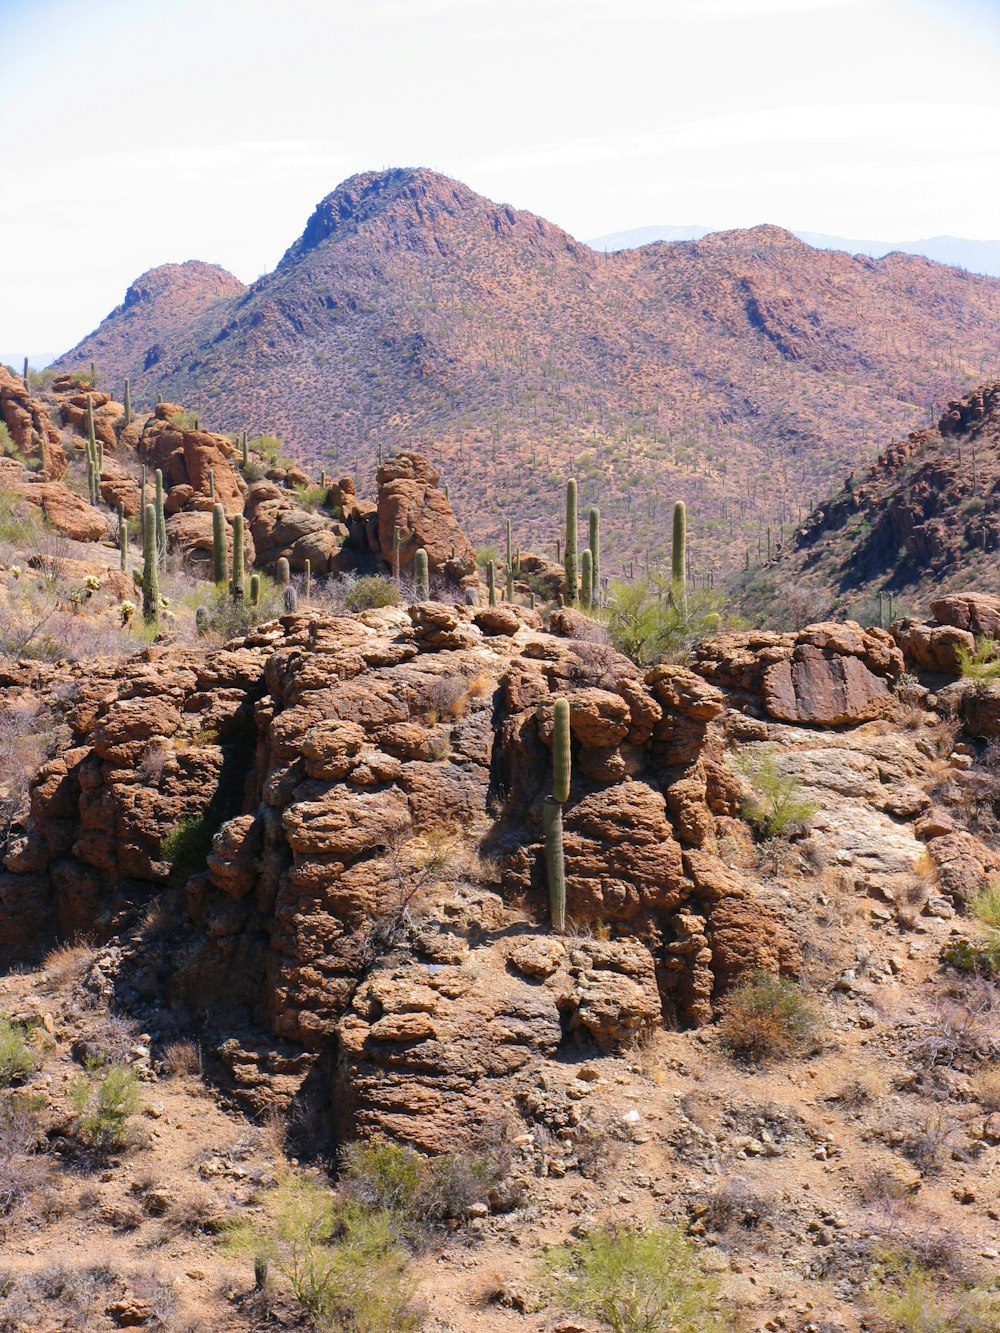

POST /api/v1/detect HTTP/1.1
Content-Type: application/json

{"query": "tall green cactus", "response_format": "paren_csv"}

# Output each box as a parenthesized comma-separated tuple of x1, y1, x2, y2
(276, 557, 290, 587)
(487, 559, 497, 607)
(118, 503, 128, 573)
(564, 478, 578, 606)
(241, 430, 249, 470)
(589, 506, 600, 606)
(231, 513, 246, 599)
(672, 499, 687, 617)
(552, 697, 571, 803)
(38, 430, 47, 476)
(123, 377, 132, 427)
(543, 799, 566, 935)
(142, 504, 159, 624)
(505, 518, 514, 601)
(22, 357, 29, 393)
(414, 547, 429, 602)
(580, 549, 593, 611)
(544, 695, 572, 933)
(154, 469, 166, 566)
(85, 396, 98, 504)
(212, 503, 227, 585)
(249, 573, 261, 608)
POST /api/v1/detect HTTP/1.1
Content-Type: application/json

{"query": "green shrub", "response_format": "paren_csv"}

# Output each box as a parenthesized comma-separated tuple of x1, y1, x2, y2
(956, 636, 1000, 684)
(870, 1255, 1000, 1332)
(293, 483, 329, 512)
(222, 1172, 422, 1332)
(167, 410, 199, 430)
(600, 578, 732, 666)
(0, 1019, 33, 1086)
(68, 1063, 140, 1149)
(735, 746, 817, 839)
(969, 881, 1000, 929)
(340, 1134, 500, 1228)
(941, 938, 1000, 979)
(475, 545, 498, 568)
(542, 1224, 729, 1333)
(161, 815, 215, 884)
(345, 576, 401, 613)
(718, 971, 822, 1064)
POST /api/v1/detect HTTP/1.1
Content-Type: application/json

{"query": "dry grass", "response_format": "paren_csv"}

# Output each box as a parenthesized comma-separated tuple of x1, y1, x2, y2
(717, 972, 823, 1064)
(160, 1040, 202, 1078)
(41, 941, 94, 988)
(972, 1064, 1000, 1111)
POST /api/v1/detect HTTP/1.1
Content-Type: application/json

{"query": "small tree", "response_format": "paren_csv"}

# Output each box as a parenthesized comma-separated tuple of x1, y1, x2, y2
(735, 746, 817, 839)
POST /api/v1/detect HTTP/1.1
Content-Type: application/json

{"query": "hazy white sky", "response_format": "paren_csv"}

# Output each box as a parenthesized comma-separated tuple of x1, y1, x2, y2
(1, 0, 998, 354)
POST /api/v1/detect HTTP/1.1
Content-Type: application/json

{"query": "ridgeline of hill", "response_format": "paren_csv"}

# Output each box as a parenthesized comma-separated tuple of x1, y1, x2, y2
(52, 168, 1000, 577)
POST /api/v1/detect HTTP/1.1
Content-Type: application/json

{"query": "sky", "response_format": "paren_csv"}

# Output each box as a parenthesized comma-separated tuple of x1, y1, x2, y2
(1, 0, 998, 356)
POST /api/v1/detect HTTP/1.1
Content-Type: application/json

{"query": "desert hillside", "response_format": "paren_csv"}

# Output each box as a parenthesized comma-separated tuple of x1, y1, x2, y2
(1, 366, 1000, 1332)
(49, 168, 1000, 574)
(738, 381, 1000, 625)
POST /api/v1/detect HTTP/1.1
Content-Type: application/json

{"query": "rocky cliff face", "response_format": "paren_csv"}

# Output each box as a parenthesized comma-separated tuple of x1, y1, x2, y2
(5, 582, 995, 1152)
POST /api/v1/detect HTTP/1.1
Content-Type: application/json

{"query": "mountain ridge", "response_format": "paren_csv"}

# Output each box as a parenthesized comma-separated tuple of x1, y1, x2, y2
(50, 167, 1000, 573)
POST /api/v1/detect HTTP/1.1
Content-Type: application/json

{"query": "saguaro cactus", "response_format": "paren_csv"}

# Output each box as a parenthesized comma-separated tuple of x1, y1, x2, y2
(154, 469, 166, 566)
(543, 799, 566, 935)
(231, 513, 246, 599)
(118, 503, 128, 573)
(283, 585, 298, 613)
(487, 559, 497, 607)
(212, 503, 227, 585)
(505, 519, 514, 601)
(249, 573, 261, 608)
(564, 479, 578, 606)
(241, 430, 249, 470)
(195, 606, 210, 636)
(276, 557, 290, 587)
(580, 549, 593, 611)
(142, 504, 159, 624)
(22, 357, 29, 393)
(672, 500, 687, 617)
(589, 506, 600, 605)
(123, 377, 132, 427)
(414, 548, 429, 602)
(544, 696, 572, 933)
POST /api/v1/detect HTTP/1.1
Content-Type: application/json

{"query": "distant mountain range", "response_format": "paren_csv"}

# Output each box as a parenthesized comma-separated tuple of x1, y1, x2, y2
(586, 226, 1000, 277)
(51, 168, 1000, 573)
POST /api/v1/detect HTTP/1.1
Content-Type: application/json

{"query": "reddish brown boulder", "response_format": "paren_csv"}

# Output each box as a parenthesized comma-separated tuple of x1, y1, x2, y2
(376, 452, 476, 580)
(763, 647, 891, 726)
(893, 618, 975, 675)
(0, 366, 67, 479)
(930, 592, 1000, 639)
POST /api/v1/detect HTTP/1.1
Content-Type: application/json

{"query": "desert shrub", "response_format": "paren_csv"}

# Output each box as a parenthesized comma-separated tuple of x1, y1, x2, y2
(957, 636, 1000, 685)
(969, 881, 1000, 929)
(700, 1176, 775, 1233)
(600, 578, 732, 666)
(222, 1173, 422, 1332)
(161, 814, 216, 884)
(0, 1094, 48, 1217)
(167, 410, 198, 430)
(422, 675, 469, 722)
(339, 1134, 500, 1229)
(475, 545, 498, 567)
(161, 1039, 202, 1077)
(941, 938, 1000, 980)
(345, 575, 401, 612)
(197, 582, 282, 640)
(68, 1063, 140, 1150)
(42, 941, 94, 988)
(0, 1021, 32, 1087)
(870, 1256, 1000, 1332)
(541, 1224, 729, 1333)
(293, 483, 329, 512)
(718, 971, 822, 1064)
(735, 746, 818, 839)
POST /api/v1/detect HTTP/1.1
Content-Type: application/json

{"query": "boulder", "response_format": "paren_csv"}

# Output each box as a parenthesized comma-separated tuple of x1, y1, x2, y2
(763, 646, 891, 726)
(376, 451, 477, 581)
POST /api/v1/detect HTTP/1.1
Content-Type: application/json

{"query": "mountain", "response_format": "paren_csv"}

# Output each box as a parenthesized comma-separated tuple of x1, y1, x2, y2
(587, 225, 1000, 277)
(740, 380, 1000, 623)
(52, 168, 1000, 573)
